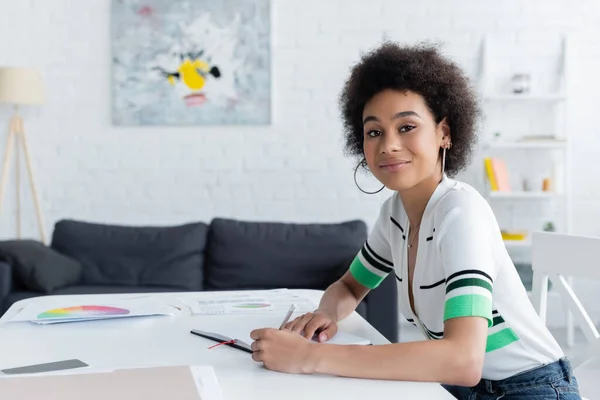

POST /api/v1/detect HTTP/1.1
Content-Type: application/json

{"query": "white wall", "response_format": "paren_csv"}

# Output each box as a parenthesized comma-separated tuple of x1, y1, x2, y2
(0, 0, 600, 241)
(1, 0, 600, 329)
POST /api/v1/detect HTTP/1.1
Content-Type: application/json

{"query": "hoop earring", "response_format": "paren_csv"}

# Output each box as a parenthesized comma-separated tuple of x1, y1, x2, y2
(441, 141, 452, 173)
(354, 160, 384, 194)
(441, 147, 447, 173)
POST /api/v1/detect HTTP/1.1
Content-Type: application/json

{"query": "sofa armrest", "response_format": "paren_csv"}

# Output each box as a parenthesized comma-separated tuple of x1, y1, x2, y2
(362, 274, 398, 343)
(0, 261, 12, 310)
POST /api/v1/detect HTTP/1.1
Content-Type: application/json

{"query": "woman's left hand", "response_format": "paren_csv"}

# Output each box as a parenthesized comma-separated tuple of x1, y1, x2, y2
(250, 328, 319, 374)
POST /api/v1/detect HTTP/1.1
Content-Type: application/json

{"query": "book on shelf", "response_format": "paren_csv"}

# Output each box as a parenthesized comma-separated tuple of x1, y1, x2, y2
(484, 157, 510, 192)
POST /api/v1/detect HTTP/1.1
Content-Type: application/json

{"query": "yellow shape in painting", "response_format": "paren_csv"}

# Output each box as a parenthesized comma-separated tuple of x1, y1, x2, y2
(193, 59, 210, 72)
(167, 75, 175, 85)
(178, 59, 209, 90)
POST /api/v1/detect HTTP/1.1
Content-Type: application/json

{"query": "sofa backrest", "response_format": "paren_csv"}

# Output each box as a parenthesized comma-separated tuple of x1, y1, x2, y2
(51, 219, 208, 291)
(203, 218, 367, 291)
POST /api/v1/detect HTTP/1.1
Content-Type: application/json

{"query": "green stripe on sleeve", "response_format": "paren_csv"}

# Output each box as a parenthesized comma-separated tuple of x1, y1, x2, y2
(444, 294, 493, 327)
(349, 257, 385, 289)
(446, 277, 492, 294)
(360, 246, 392, 273)
(485, 328, 519, 353)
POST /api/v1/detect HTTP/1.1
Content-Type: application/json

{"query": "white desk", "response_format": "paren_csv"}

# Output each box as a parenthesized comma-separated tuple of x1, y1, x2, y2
(0, 289, 453, 399)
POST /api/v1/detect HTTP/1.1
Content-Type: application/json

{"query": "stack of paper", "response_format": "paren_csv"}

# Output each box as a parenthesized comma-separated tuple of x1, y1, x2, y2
(0, 365, 223, 400)
(7, 297, 178, 325)
(182, 289, 317, 315)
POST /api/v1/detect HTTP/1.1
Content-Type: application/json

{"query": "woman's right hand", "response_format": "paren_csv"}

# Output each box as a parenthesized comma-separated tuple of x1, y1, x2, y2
(284, 309, 338, 343)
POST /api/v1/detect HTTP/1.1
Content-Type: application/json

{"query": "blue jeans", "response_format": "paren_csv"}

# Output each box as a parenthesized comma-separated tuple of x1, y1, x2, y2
(443, 358, 581, 399)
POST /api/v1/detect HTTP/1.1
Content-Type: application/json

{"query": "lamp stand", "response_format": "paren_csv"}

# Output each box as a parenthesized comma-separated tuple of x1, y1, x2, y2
(0, 106, 46, 244)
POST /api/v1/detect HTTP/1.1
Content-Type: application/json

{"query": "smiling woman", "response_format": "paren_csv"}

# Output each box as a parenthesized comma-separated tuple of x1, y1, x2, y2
(249, 41, 582, 400)
(340, 42, 480, 181)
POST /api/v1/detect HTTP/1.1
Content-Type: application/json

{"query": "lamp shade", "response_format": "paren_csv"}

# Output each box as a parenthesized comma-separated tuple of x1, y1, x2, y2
(0, 67, 44, 105)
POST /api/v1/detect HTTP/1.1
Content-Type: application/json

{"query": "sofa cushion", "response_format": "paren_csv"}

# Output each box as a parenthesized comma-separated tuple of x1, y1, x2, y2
(52, 285, 182, 295)
(50, 220, 208, 291)
(204, 218, 367, 290)
(0, 261, 12, 304)
(0, 240, 82, 293)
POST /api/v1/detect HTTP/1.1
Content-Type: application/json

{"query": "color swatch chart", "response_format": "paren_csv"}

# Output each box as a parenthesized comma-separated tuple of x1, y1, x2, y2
(37, 305, 130, 320)
(7, 297, 177, 325)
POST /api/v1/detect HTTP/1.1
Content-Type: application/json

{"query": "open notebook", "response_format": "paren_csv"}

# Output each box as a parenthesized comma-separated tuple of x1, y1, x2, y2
(191, 329, 371, 353)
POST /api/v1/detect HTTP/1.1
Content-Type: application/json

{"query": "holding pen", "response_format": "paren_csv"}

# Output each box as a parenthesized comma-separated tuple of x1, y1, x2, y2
(279, 303, 297, 329)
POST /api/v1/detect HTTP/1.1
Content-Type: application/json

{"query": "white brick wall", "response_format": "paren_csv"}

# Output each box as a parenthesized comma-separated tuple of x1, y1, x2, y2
(0, 0, 599, 243)
(1, 0, 599, 328)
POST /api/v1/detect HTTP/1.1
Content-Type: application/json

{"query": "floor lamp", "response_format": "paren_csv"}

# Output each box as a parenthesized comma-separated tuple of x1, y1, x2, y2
(0, 67, 46, 244)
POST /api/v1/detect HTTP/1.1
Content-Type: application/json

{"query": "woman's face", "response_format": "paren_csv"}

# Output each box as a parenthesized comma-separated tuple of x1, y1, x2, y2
(362, 89, 448, 192)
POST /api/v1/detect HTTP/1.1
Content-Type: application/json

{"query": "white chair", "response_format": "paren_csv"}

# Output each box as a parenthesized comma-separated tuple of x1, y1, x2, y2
(531, 231, 600, 383)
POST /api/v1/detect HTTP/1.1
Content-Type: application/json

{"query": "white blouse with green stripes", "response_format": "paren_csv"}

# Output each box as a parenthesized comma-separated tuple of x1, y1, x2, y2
(349, 175, 564, 380)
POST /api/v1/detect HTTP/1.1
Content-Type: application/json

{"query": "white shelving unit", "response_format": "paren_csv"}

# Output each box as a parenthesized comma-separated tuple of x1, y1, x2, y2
(476, 33, 572, 257)
(504, 240, 532, 249)
(483, 94, 566, 102)
(484, 141, 567, 150)
(477, 33, 576, 347)
(487, 191, 561, 200)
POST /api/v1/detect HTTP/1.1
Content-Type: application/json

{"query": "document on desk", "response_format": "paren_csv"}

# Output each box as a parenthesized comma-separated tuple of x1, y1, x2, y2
(182, 289, 317, 315)
(0, 365, 223, 400)
(7, 297, 179, 325)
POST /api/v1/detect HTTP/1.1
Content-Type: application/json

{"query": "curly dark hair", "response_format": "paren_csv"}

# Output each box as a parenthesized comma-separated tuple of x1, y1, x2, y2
(339, 41, 481, 177)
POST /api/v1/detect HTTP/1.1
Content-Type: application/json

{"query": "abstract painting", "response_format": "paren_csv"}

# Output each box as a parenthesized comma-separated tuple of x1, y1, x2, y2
(111, 0, 271, 125)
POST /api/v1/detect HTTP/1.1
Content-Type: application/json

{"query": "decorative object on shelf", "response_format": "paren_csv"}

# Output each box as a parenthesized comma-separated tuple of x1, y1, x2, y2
(111, 0, 271, 126)
(542, 177, 553, 192)
(543, 221, 555, 232)
(511, 73, 531, 94)
(522, 178, 533, 192)
(0, 67, 47, 244)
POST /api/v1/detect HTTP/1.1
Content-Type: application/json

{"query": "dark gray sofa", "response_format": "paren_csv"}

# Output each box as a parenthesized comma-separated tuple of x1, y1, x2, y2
(0, 218, 398, 342)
